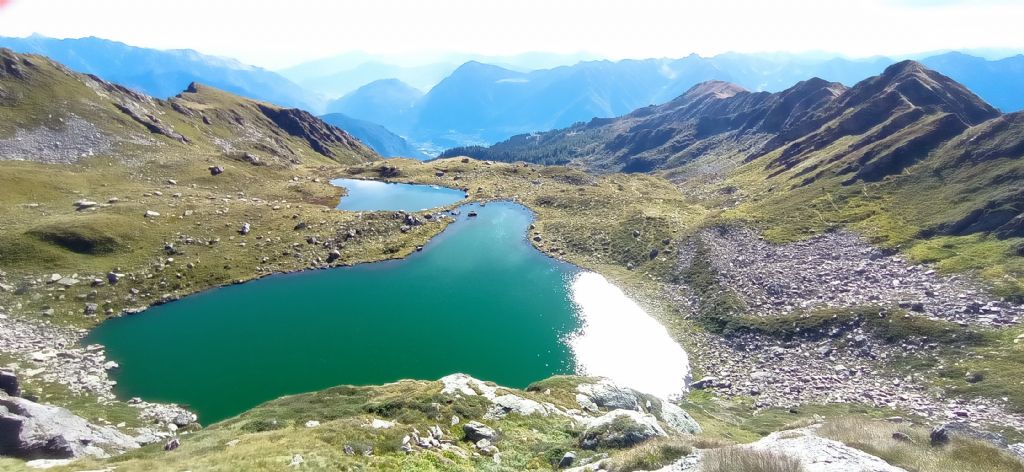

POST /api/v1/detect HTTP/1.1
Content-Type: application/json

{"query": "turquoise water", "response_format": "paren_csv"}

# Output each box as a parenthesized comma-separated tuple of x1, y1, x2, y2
(332, 178, 465, 211)
(87, 202, 581, 424)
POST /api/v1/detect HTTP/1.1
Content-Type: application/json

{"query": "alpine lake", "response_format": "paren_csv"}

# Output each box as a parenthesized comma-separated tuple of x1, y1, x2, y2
(87, 178, 689, 423)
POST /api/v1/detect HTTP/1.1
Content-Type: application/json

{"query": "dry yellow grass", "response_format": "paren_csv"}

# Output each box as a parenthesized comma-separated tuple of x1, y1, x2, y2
(700, 447, 804, 472)
(819, 417, 1024, 472)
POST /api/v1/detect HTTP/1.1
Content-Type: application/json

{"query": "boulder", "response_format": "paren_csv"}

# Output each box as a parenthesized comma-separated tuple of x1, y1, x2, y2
(463, 421, 497, 442)
(689, 377, 730, 390)
(744, 426, 908, 472)
(930, 423, 950, 446)
(580, 409, 667, 450)
(486, 394, 562, 419)
(0, 392, 139, 459)
(558, 451, 576, 468)
(208, 166, 224, 176)
(0, 371, 18, 396)
(655, 399, 701, 435)
(576, 378, 642, 411)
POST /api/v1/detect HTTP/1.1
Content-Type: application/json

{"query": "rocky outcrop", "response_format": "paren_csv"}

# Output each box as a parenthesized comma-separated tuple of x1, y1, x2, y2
(0, 391, 140, 459)
(439, 374, 700, 438)
(462, 421, 496, 442)
(640, 425, 907, 472)
(579, 409, 667, 450)
(574, 378, 700, 434)
(257, 105, 368, 159)
(113, 102, 187, 143)
(743, 426, 907, 472)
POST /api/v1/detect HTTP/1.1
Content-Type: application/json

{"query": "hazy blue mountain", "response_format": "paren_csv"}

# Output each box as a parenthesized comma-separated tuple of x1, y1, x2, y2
(325, 79, 424, 132)
(920, 52, 1024, 112)
(709, 52, 895, 92)
(287, 61, 457, 98)
(320, 113, 427, 159)
(279, 51, 600, 98)
(0, 35, 318, 110)
(372, 57, 733, 148)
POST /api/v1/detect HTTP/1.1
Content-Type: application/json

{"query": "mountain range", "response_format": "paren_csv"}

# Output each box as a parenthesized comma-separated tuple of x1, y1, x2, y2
(0, 35, 319, 111)
(336, 52, 1024, 152)
(443, 61, 1023, 241)
(5, 35, 1024, 160)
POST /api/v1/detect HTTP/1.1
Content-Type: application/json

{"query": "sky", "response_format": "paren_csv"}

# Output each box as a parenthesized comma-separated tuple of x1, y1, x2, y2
(0, 0, 1022, 69)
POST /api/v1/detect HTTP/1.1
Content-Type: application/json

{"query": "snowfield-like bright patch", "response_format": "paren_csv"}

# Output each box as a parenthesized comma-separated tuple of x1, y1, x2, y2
(568, 272, 690, 398)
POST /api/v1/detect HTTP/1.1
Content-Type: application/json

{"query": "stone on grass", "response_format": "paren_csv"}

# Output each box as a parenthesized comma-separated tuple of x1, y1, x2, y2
(463, 421, 497, 442)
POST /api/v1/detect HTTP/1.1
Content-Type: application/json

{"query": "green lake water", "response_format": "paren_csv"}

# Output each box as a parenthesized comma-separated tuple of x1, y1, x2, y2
(87, 200, 581, 424)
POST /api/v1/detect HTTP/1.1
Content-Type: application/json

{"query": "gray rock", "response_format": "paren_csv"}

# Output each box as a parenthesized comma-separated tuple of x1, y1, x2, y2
(655, 399, 701, 435)
(689, 377, 729, 390)
(209, 166, 224, 176)
(930, 423, 950, 446)
(558, 451, 576, 468)
(463, 421, 496, 442)
(172, 413, 193, 427)
(892, 431, 913, 443)
(0, 392, 139, 459)
(73, 200, 98, 210)
(576, 379, 642, 411)
(487, 394, 557, 419)
(239, 223, 251, 235)
(742, 426, 908, 472)
(580, 409, 667, 450)
(0, 371, 18, 396)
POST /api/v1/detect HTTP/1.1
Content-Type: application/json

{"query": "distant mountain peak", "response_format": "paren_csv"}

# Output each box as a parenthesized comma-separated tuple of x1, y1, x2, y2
(681, 80, 747, 100)
(882, 59, 929, 77)
(838, 60, 999, 126)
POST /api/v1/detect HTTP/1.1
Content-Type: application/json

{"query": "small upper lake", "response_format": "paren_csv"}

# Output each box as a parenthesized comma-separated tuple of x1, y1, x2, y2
(88, 180, 690, 424)
(332, 178, 465, 211)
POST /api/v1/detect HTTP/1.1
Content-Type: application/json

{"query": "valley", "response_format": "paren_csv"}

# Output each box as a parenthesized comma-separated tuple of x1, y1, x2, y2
(0, 38, 1022, 472)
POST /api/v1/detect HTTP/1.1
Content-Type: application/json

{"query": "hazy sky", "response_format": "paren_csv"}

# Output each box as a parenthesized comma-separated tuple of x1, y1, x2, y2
(1, 0, 1022, 69)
